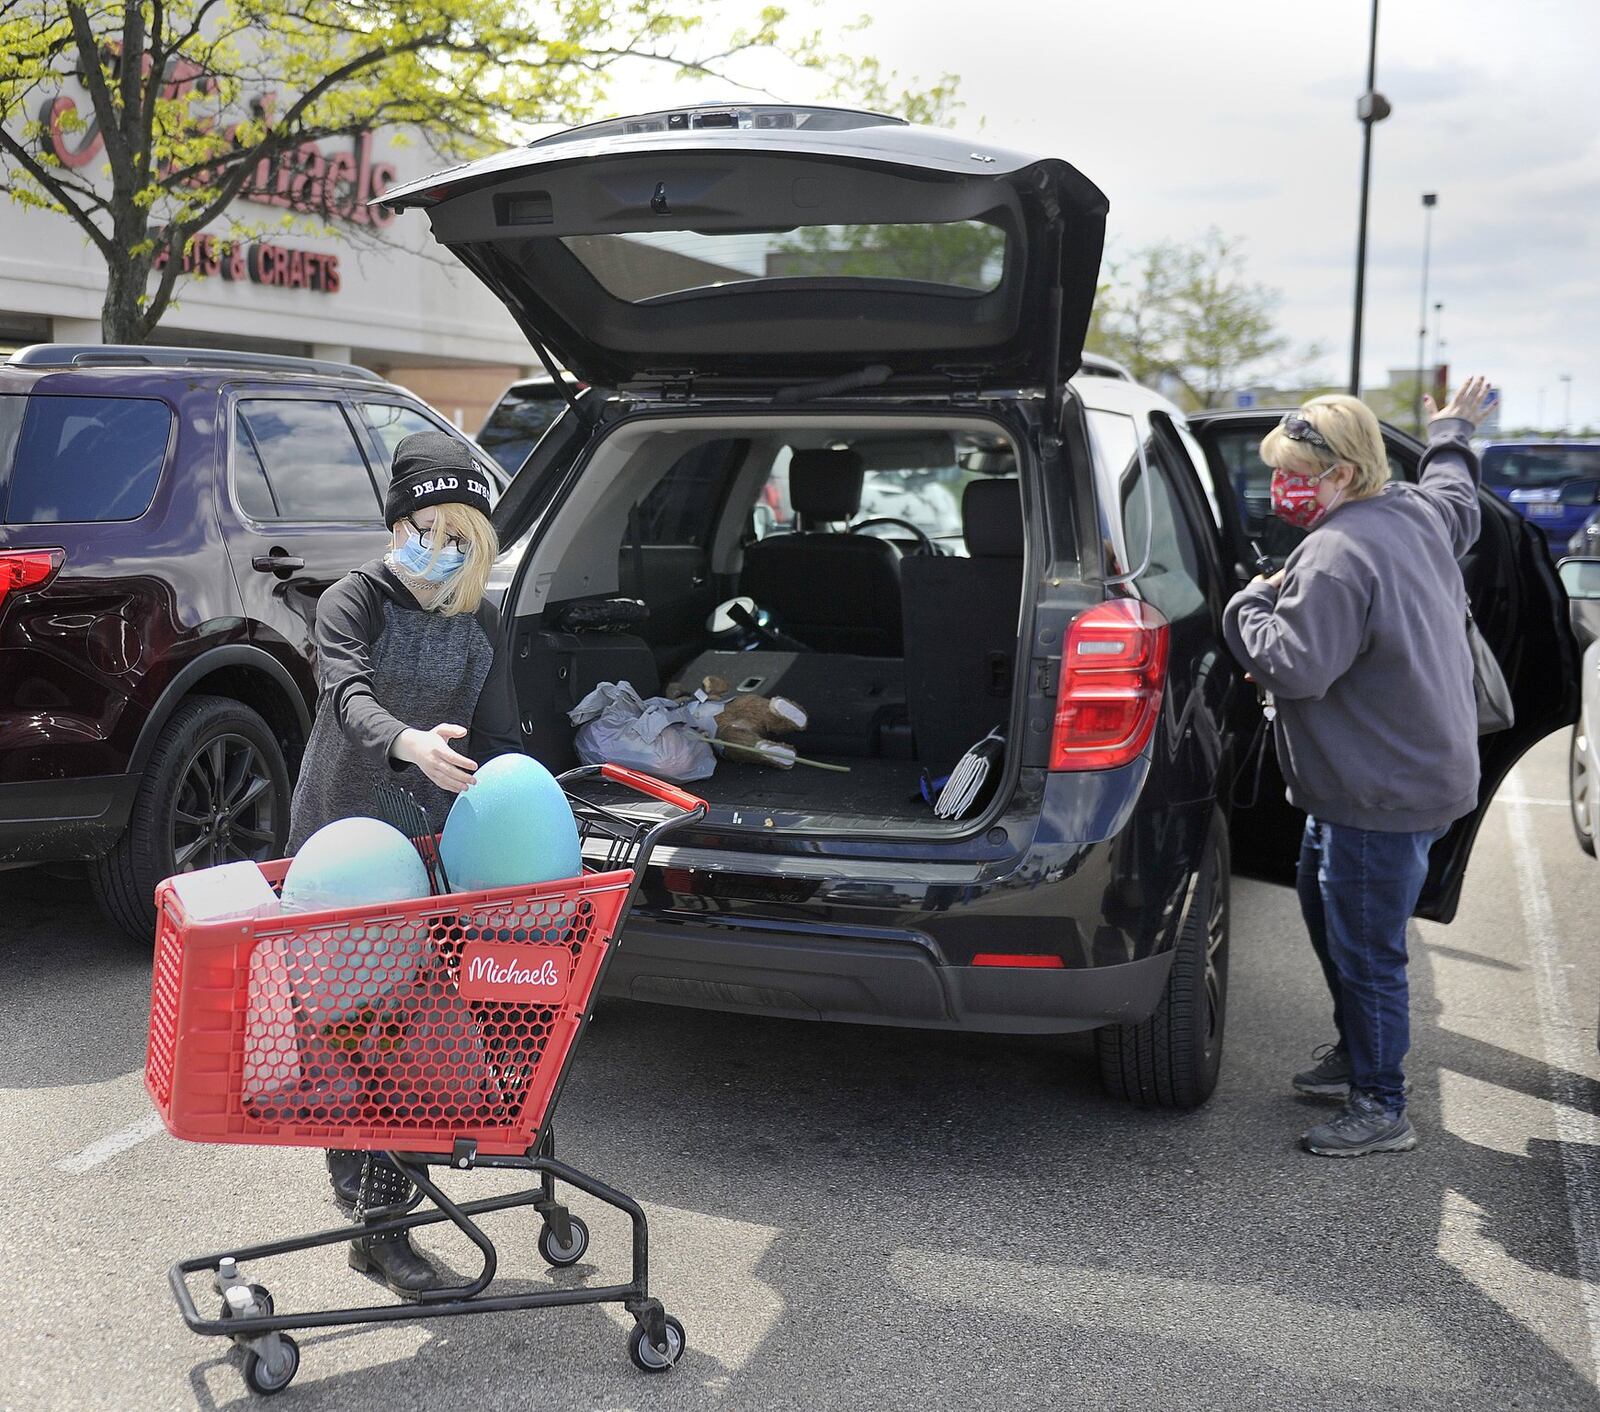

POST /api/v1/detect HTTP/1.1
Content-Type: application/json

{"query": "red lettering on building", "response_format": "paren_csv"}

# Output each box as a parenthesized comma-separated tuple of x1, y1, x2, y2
(39, 62, 396, 225)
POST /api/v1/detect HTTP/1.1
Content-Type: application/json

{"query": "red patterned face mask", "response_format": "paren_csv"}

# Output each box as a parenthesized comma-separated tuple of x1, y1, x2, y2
(1270, 466, 1339, 530)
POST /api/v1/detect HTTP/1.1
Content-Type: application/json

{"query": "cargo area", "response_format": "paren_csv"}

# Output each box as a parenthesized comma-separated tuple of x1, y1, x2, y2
(505, 412, 1032, 834)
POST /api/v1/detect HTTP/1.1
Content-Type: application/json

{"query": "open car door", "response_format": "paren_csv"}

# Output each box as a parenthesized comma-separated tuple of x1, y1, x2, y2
(1188, 410, 1579, 923)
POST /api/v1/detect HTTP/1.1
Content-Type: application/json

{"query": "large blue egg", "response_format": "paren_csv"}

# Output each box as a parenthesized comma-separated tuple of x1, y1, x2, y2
(440, 753, 581, 891)
(281, 817, 430, 913)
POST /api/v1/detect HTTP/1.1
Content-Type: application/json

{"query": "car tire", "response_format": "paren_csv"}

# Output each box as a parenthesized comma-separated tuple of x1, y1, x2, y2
(1095, 819, 1229, 1110)
(91, 695, 291, 943)
(1571, 725, 1596, 858)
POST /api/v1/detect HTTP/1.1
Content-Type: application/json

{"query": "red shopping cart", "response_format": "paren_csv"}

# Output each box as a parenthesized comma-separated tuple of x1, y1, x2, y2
(146, 764, 705, 1397)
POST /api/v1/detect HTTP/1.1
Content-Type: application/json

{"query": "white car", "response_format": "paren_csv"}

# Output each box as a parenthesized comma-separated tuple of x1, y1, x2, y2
(1560, 557, 1600, 856)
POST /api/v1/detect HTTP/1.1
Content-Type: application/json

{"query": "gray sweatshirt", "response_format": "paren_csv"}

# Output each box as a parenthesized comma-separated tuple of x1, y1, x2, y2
(1222, 417, 1481, 834)
(287, 561, 522, 851)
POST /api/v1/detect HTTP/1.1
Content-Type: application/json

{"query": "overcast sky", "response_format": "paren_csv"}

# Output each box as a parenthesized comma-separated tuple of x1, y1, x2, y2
(605, 0, 1600, 429)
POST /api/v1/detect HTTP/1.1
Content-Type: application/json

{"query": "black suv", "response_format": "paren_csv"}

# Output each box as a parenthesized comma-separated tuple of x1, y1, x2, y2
(372, 103, 1577, 1107)
(0, 344, 502, 940)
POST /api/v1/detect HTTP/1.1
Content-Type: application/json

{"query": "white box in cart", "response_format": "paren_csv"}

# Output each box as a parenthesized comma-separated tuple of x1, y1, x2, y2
(168, 861, 281, 922)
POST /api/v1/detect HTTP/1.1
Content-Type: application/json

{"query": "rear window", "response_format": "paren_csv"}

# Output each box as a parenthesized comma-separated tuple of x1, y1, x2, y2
(1482, 444, 1600, 490)
(628, 440, 746, 547)
(0, 394, 172, 523)
(562, 221, 1007, 303)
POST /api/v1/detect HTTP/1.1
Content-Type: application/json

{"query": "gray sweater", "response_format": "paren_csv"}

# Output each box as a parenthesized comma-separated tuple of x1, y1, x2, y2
(288, 561, 522, 851)
(1223, 418, 1481, 834)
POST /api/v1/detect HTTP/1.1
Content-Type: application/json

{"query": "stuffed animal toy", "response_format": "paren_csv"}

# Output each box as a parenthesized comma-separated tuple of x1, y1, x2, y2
(669, 675, 809, 768)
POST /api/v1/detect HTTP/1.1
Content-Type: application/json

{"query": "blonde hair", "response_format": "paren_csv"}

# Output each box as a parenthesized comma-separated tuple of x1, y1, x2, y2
(419, 501, 497, 616)
(1259, 394, 1391, 499)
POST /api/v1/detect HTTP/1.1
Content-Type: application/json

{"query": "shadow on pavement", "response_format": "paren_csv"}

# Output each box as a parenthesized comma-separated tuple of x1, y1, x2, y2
(0, 864, 152, 1088)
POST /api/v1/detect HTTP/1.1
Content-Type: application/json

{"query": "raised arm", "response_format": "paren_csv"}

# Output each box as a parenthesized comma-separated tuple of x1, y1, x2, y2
(1416, 374, 1492, 557)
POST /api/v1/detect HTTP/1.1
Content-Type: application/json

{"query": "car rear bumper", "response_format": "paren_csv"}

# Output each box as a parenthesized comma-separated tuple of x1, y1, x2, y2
(0, 774, 137, 863)
(601, 914, 1176, 1035)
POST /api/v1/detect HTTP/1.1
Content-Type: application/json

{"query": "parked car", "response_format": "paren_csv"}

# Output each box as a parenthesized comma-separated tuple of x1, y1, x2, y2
(1557, 557, 1600, 858)
(477, 374, 575, 474)
(1480, 440, 1600, 550)
(0, 343, 502, 940)
(1568, 507, 1600, 559)
(370, 104, 1577, 1108)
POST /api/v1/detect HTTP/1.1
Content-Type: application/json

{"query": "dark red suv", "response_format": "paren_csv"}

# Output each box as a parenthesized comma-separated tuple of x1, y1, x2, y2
(0, 344, 502, 940)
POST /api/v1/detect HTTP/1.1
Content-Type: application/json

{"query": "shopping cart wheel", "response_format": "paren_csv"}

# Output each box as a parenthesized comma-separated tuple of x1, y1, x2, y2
(627, 1315, 685, 1373)
(219, 1284, 274, 1320)
(538, 1214, 590, 1267)
(242, 1333, 300, 1396)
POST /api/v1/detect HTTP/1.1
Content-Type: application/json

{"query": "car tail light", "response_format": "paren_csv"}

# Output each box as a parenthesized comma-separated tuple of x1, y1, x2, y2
(0, 549, 64, 610)
(1050, 599, 1170, 771)
(972, 953, 1065, 969)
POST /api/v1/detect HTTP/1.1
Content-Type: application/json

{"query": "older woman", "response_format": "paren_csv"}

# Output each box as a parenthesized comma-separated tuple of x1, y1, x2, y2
(1224, 376, 1493, 1157)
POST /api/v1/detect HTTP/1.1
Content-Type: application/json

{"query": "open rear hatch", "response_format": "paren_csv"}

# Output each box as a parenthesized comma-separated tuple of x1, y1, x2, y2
(377, 104, 1108, 393)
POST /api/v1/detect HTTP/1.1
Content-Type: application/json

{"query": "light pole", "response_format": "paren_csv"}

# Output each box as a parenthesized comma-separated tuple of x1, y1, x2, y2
(1349, 0, 1392, 396)
(1414, 192, 1437, 432)
(1430, 300, 1443, 405)
(1561, 374, 1573, 432)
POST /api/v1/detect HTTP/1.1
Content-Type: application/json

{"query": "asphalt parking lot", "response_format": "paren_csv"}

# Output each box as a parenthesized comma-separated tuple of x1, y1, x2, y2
(2, 729, 1597, 1412)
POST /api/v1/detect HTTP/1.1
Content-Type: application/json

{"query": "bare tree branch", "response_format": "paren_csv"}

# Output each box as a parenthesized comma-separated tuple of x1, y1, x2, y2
(0, 124, 116, 259)
(64, 3, 131, 179)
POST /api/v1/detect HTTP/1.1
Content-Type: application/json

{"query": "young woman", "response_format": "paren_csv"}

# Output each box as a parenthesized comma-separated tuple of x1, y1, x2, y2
(290, 430, 521, 1296)
(1224, 376, 1493, 1158)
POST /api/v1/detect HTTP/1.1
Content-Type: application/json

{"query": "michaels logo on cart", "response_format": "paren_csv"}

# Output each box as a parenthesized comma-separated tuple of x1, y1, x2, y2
(459, 942, 570, 1004)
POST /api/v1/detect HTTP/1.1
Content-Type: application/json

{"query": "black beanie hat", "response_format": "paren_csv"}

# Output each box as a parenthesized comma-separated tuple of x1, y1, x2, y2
(384, 431, 494, 528)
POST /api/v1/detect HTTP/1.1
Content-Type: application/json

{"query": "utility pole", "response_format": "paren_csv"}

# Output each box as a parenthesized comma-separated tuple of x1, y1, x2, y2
(1349, 0, 1391, 396)
(1414, 192, 1437, 432)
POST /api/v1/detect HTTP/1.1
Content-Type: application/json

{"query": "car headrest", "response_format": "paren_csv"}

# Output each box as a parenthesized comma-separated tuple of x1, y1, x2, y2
(963, 478, 1023, 558)
(790, 448, 865, 522)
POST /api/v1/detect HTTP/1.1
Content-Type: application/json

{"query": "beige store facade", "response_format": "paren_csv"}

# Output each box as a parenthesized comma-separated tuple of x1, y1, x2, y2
(0, 75, 538, 433)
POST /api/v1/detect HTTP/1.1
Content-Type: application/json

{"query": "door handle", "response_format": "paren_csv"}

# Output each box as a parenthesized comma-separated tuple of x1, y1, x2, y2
(252, 552, 305, 574)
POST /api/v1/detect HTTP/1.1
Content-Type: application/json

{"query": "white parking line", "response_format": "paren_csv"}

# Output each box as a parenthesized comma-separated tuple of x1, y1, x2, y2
(52, 1109, 164, 1175)
(1505, 770, 1600, 1379)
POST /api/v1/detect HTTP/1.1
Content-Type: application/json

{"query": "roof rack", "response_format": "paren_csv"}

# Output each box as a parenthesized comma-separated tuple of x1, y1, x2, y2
(6, 343, 386, 382)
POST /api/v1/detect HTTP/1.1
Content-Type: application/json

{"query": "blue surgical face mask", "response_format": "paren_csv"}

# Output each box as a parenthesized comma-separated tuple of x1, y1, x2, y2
(393, 525, 466, 582)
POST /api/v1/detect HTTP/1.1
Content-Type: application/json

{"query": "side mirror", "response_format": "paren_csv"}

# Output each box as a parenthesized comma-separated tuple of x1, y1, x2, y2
(1557, 556, 1600, 601)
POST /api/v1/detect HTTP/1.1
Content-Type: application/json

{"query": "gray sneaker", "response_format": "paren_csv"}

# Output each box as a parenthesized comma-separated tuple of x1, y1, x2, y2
(1302, 1092, 1417, 1157)
(1292, 1043, 1351, 1097)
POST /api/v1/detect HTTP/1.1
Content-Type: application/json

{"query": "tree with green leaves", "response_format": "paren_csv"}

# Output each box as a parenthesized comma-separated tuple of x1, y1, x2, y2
(1088, 228, 1317, 408)
(0, 1, 817, 343)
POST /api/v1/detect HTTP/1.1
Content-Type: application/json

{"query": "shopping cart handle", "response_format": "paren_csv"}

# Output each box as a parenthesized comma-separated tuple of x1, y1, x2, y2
(598, 763, 707, 814)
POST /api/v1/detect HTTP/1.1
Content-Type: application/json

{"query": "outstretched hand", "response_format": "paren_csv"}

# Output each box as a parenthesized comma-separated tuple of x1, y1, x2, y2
(1424, 374, 1492, 429)
(394, 723, 478, 794)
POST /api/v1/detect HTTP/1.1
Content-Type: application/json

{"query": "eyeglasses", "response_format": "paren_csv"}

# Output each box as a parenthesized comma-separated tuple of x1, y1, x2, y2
(405, 517, 467, 553)
(1280, 413, 1332, 451)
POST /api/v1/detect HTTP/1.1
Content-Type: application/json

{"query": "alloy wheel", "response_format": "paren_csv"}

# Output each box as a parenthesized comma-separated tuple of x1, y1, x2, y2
(1202, 849, 1230, 1054)
(170, 731, 280, 871)
(1573, 728, 1596, 850)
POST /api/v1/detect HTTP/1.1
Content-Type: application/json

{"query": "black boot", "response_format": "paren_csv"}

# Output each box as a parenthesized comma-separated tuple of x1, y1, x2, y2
(348, 1230, 446, 1300)
(325, 1149, 365, 1211)
(345, 1155, 445, 1300)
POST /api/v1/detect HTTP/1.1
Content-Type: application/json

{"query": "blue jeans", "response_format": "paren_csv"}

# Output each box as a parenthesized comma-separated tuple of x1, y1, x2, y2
(1295, 817, 1445, 1112)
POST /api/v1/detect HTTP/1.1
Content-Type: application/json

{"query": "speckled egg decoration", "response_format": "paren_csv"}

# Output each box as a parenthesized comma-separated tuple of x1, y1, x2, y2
(440, 753, 581, 891)
(280, 816, 430, 913)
